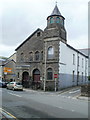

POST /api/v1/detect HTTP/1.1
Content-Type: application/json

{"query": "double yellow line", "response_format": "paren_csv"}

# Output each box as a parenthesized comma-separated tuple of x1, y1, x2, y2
(0, 108, 19, 120)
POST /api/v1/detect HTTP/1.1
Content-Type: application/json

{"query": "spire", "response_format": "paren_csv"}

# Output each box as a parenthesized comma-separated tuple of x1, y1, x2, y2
(51, 4, 61, 16)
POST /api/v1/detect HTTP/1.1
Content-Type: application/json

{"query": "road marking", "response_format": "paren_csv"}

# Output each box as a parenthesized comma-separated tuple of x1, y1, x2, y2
(69, 89, 80, 94)
(71, 109, 75, 112)
(72, 97, 77, 100)
(8, 92, 22, 97)
(74, 94, 81, 98)
(0, 108, 19, 120)
(68, 96, 71, 98)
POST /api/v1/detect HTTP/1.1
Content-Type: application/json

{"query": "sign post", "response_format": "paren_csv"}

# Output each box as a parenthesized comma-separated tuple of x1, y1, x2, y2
(54, 74, 58, 92)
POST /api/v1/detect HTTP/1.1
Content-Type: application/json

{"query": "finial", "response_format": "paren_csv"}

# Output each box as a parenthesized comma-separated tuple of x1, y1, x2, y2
(55, 1, 57, 5)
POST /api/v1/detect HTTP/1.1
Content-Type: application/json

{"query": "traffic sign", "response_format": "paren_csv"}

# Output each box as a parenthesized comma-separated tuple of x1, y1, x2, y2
(54, 74, 58, 78)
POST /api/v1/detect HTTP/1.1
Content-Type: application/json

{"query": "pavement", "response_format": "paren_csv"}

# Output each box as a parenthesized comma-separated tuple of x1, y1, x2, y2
(23, 86, 90, 101)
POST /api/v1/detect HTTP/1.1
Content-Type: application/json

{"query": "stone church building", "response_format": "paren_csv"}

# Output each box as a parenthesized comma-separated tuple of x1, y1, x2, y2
(15, 4, 88, 91)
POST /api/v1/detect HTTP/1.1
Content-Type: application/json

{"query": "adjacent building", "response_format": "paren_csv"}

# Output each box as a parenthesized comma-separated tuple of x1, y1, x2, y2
(1, 53, 16, 82)
(0, 57, 7, 81)
(15, 4, 88, 90)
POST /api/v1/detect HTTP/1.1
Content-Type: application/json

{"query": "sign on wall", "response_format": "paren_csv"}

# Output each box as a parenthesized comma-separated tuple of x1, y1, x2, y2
(4, 67, 12, 73)
(54, 74, 58, 78)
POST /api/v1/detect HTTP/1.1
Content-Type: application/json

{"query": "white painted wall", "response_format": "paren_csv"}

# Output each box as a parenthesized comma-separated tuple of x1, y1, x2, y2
(58, 41, 88, 89)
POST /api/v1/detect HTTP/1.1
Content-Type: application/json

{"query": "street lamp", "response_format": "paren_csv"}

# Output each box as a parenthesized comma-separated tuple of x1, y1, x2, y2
(44, 42, 47, 91)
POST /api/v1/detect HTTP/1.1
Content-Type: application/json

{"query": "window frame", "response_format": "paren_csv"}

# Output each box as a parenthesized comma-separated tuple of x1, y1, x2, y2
(29, 52, 33, 61)
(21, 53, 24, 61)
(35, 51, 40, 61)
(47, 68, 53, 80)
(47, 46, 54, 60)
(73, 54, 75, 65)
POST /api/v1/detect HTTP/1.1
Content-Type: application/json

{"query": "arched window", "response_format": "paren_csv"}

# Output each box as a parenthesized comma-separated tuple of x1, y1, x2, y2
(50, 17, 54, 23)
(47, 46, 54, 59)
(56, 17, 60, 23)
(29, 52, 33, 61)
(35, 51, 40, 61)
(41, 51, 43, 60)
(47, 68, 53, 80)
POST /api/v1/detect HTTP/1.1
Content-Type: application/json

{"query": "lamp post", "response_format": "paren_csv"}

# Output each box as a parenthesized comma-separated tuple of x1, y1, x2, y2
(44, 42, 47, 91)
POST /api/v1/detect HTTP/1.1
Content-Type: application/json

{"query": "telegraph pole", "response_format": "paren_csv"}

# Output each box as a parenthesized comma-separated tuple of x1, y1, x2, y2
(44, 41, 47, 91)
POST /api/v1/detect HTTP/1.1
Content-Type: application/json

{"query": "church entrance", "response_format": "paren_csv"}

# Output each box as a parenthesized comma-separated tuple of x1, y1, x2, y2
(22, 71, 29, 88)
(33, 69, 40, 82)
(32, 69, 40, 89)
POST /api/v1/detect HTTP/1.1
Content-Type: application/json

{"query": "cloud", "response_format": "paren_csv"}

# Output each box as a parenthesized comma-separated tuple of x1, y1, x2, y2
(0, 0, 89, 57)
(0, 44, 16, 57)
(68, 34, 88, 49)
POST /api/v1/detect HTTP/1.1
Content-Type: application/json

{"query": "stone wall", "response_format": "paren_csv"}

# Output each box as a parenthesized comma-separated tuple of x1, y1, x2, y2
(81, 84, 90, 97)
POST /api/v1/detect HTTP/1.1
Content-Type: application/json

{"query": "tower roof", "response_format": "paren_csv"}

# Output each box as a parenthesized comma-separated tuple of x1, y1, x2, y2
(51, 4, 61, 16)
(47, 4, 65, 20)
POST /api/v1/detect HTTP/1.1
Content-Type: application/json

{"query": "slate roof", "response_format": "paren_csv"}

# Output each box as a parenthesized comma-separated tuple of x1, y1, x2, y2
(51, 4, 61, 16)
(15, 28, 43, 51)
(67, 44, 88, 58)
(47, 4, 65, 19)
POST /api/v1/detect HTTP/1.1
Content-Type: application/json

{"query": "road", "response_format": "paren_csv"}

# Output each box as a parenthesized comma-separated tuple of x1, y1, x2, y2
(0, 87, 89, 119)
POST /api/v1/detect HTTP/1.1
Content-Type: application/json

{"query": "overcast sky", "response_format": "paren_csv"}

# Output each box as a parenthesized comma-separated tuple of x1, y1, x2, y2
(0, 0, 89, 57)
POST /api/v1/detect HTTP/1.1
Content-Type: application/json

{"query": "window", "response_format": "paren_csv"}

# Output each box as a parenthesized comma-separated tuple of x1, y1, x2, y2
(82, 58, 84, 68)
(78, 56, 79, 66)
(56, 17, 60, 23)
(35, 51, 40, 61)
(82, 72, 83, 82)
(73, 54, 75, 65)
(29, 52, 33, 61)
(37, 32, 40, 37)
(50, 17, 54, 23)
(18, 72, 19, 78)
(61, 20, 64, 25)
(47, 68, 53, 80)
(77, 71, 79, 85)
(41, 51, 43, 60)
(47, 46, 54, 59)
(86, 60, 87, 69)
(21, 53, 24, 61)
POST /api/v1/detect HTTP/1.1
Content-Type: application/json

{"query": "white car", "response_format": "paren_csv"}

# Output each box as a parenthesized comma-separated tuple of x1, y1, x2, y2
(7, 82, 23, 91)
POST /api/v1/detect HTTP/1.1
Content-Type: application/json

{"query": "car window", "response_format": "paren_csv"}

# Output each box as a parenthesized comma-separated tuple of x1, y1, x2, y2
(16, 83, 22, 85)
(10, 82, 14, 84)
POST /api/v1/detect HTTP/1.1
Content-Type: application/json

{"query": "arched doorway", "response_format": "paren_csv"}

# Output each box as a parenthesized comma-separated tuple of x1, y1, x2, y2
(33, 69, 40, 82)
(32, 69, 40, 89)
(22, 72, 29, 88)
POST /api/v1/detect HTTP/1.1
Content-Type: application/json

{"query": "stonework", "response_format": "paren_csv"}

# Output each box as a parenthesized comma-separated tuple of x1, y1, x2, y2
(15, 4, 88, 91)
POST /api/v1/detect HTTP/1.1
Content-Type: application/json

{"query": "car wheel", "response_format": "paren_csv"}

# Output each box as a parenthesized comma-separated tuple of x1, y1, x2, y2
(13, 87, 15, 91)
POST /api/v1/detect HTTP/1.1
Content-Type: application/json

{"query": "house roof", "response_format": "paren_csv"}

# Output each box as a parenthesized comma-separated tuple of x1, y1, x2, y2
(15, 28, 43, 51)
(67, 44, 88, 58)
(0, 59, 16, 66)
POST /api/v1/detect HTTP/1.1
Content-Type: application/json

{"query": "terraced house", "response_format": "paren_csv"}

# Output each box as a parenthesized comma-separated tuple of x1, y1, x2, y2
(15, 4, 88, 91)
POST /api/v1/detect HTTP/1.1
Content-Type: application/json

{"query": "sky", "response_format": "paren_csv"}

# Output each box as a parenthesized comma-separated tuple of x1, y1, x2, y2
(0, 0, 89, 57)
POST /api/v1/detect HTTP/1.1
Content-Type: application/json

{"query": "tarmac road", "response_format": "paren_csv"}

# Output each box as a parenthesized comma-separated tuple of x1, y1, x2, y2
(1, 88, 89, 119)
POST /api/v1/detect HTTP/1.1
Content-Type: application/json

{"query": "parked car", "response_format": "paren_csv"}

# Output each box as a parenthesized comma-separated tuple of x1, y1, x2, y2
(0, 81, 7, 88)
(7, 82, 23, 91)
